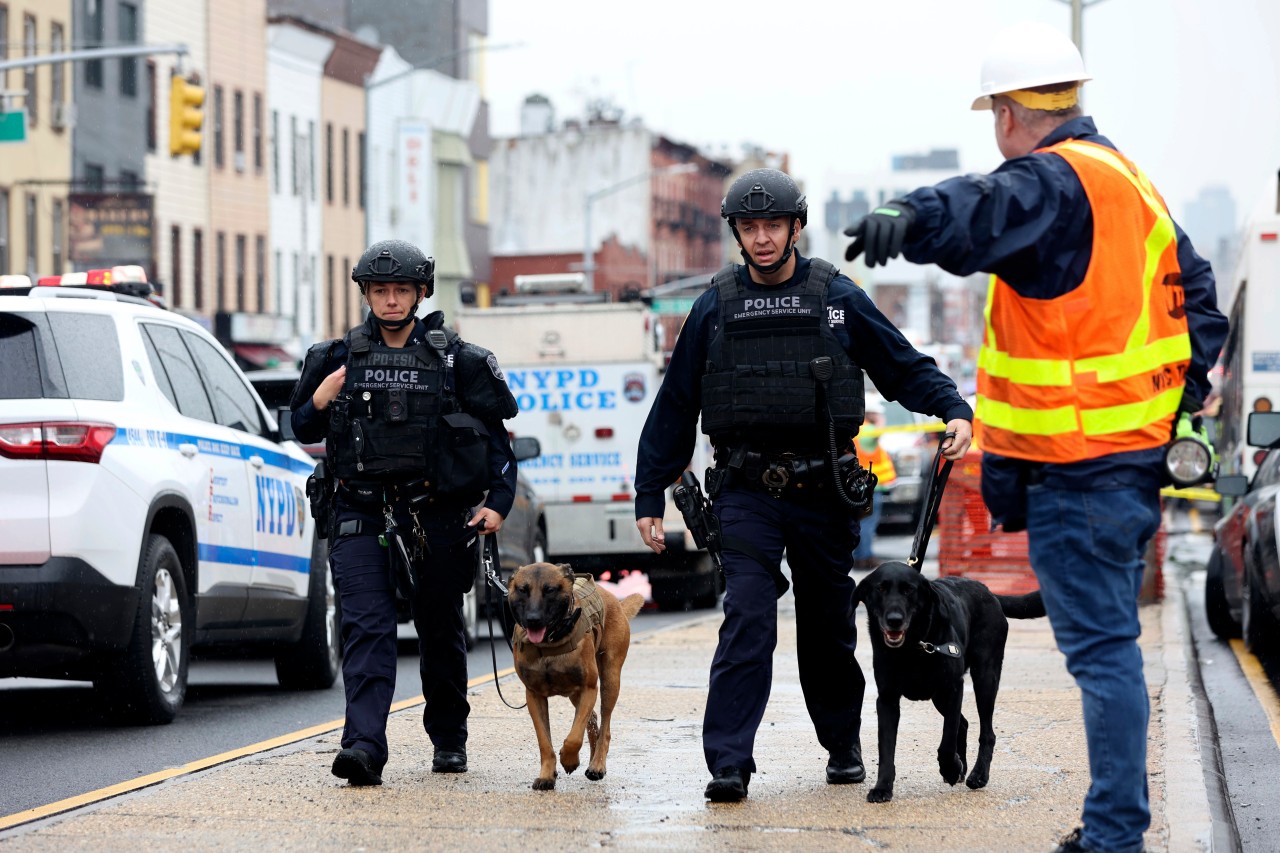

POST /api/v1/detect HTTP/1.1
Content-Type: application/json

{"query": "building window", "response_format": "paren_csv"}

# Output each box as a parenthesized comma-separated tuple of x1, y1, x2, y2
(270, 109, 279, 193)
(235, 235, 246, 311)
(84, 163, 104, 191)
(290, 115, 298, 196)
(255, 235, 266, 313)
(85, 0, 103, 88)
(358, 132, 366, 209)
(342, 128, 350, 207)
(308, 120, 317, 201)
(274, 250, 282, 314)
(51, 199, 63, 273)
(170, 226, 182, 308)
(24, 193, 35, 275)
(215, 231, 226, 311)
(0, 6, 8, 91)
(233, 90, 244, 170)
(50, 22, 65, 122)
(341, 256, 350, 328)
(212, 85, 224, 169)
(0, 188, 8, 275)
(120, 170, 140, 189)
(146, 61, 157, 151)
(325, 122, 333, 204)
(23, 14, 36, 127)
(118, 3, 138, 97)
(191, 228, 203, 311)
(326, 254, 335, 337)
(253, 93, 263, 174)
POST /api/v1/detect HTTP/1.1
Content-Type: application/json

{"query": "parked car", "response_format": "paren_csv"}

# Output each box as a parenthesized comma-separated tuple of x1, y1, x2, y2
(864, 391, 943, 529)
(1206, 410, 1280, 652)
(246, 367, 548, 645)
(0, 271, 338, 724)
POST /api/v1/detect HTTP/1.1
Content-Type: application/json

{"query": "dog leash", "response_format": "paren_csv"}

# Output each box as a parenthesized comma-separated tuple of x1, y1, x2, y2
(480, 532, 526, 710)
(906, 431, 957, 570)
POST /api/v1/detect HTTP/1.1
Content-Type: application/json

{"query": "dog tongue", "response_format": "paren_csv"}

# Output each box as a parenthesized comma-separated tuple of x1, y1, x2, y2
(526, 626, 547, 644)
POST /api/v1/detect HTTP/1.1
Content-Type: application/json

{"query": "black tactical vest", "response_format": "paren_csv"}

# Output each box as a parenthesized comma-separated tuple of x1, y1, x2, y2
(328, 326, 489, 502)
(700, 258, 864, 450)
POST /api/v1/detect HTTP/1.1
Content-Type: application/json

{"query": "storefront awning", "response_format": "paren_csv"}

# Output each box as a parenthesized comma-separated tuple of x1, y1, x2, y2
(234, 344, 295, 369)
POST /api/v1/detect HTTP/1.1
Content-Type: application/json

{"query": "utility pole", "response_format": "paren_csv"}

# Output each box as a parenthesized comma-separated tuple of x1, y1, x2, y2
(1051, 0, 1111, 57)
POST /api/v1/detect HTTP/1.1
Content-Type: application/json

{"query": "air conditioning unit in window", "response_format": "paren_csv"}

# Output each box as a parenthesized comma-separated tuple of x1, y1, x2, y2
(50, 101, 74, 131)
(234, 151, 246, 172)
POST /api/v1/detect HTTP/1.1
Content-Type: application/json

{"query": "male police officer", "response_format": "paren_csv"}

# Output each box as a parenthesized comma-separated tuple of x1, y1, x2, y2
(842, 23, 1227, 852)
(290, 239, 519, 786)
(635, 169, 973, 802)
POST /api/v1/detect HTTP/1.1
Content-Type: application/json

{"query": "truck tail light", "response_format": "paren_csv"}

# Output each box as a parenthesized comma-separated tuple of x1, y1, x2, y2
(0, 421, 117, 463)
(595, 427, 614, 438)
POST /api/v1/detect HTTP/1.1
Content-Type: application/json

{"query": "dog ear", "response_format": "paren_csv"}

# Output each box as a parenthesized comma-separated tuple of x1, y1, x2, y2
(557, 563, 574, 581)
(852, 574, 868, 605)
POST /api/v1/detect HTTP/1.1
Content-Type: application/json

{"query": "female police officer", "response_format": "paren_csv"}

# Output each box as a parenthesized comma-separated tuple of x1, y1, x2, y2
(290, 239, 519, 786)
(635, 169, 972, 802)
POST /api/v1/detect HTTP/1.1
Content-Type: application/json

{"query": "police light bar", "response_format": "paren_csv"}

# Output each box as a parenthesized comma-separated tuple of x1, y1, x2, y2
(34, 268, 162, 304)
(0, 274, 33, 289)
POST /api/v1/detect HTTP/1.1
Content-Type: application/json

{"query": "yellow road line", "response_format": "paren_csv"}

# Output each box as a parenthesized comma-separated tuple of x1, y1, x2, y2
(1229, 638, 1280, 748)
(0, 665, 516, 832)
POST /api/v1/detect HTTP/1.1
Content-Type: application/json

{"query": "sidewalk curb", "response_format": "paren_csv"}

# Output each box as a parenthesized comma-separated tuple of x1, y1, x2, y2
(1160, 579, 1214, 852)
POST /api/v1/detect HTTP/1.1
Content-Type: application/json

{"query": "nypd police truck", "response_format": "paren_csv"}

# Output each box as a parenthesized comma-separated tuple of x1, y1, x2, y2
(457, 277, 719, 610)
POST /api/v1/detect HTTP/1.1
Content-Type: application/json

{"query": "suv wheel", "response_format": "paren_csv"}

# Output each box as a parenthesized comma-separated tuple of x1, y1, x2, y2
(95, 534, 190, 725)
(275, 536, 341, 689)
(1204, 546, 1241, 640)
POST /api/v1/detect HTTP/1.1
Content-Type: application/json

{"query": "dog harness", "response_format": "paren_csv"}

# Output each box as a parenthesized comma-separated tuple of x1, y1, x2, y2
(516, 575, 607, 659)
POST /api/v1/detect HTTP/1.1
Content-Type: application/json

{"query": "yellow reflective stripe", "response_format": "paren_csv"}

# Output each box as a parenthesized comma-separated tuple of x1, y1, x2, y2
(1079, 385, 1183, 435)
(983, 273, 998, 349)
(1058, 141, 1167, 216)
(978, 346, 1072, 385)
(1074, 333, 1192, 383)
(975, 395, 1079, 435)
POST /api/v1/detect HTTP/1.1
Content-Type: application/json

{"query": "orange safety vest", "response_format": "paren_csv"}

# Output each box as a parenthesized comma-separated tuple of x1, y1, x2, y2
(855, 434, 897, 487)
(974, 139, 1191, 464)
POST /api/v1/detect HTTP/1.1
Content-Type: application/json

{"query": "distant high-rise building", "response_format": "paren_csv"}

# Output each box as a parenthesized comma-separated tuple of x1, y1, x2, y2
(1184, 185, 1239, 300)
(891, 149, 960, 172)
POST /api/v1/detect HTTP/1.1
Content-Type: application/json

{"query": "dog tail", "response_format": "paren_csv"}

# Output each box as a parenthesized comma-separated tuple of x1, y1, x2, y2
(620, 593, 645, 621)
(996, 590, 1046, 619)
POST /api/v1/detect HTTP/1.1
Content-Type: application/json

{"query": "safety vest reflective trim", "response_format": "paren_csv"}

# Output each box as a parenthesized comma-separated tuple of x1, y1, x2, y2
(974, 395, 1079, 435)
(977, 343, 1072, 386)
(1079, 385, 1184, 436)
(1074, 333, 1192, 383)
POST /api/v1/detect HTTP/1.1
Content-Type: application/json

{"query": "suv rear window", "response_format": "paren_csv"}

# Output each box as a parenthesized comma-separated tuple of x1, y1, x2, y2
(0, 311, 123, 401)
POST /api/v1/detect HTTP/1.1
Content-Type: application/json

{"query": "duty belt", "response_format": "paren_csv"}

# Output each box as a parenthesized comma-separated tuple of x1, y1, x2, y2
(715, 447, 835, 498)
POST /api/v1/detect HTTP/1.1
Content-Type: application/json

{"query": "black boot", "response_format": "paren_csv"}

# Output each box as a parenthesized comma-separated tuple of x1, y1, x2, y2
(826, 744, 866, 784)
(332, 747, 383, 786)
(704, 766, 750, 802)
(432, 747, 468, 773)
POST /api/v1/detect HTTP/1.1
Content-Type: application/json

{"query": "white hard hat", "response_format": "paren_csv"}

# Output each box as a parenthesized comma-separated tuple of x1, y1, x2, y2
(864, 396, 885, 417)
(971, 21, 1091, 110)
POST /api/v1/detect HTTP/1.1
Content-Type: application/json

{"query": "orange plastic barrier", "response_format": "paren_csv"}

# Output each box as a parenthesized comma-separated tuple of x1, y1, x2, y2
(936, 452, 1165, 599)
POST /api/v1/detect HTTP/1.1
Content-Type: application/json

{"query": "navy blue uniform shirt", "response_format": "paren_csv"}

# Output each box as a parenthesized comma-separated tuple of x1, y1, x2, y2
(291, 316, 518, 517)
(634, 254, 972, 520)
(901, 116, 1229, 491)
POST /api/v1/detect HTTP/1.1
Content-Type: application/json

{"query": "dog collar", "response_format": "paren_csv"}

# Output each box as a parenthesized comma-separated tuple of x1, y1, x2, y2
(917, 639, 963, 658)
(544, 607, 583, 643)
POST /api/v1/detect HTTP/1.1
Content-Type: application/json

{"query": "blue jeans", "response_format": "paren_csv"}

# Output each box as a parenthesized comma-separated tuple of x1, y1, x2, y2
(853, 491, 882, 561)
(1026, 483, 1160, 853)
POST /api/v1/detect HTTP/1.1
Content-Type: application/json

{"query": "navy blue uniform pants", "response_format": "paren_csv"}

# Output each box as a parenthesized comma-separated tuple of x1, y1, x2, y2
(328, 499, 475, 770)
(703, 487, 865, 774)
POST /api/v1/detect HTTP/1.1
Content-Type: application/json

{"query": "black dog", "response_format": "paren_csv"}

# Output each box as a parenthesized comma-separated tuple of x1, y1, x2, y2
(853, 560, 1046, 803)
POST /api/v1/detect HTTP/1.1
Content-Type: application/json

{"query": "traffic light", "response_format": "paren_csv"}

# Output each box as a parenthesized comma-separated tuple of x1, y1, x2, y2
(169, 74, 204, 157)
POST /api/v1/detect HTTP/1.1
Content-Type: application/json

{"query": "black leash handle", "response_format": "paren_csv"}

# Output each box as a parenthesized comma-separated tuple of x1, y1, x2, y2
(907, 432, 957, 570)
(480, 532, 526, 710)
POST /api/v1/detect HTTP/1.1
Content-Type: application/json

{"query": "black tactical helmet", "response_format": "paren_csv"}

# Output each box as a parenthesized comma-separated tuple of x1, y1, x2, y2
(720, 169, 808, 228)
(351, 239, 436, 297)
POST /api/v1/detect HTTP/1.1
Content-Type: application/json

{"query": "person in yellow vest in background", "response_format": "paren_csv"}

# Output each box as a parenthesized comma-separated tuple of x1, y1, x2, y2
(851, 400, 896, 570)
(842, 22, 1227, 853)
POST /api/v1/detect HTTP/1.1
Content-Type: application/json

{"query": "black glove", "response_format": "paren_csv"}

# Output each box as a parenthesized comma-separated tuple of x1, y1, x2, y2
(843, 201, 916, 267)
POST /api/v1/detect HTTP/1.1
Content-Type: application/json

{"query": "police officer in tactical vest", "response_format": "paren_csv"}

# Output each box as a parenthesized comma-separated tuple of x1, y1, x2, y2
(634, 169, 974, 802)
(290, 239, 519, 786)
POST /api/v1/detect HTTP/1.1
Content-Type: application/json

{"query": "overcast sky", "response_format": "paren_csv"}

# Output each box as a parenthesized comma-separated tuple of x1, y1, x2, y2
(485, 0, 1279, 246)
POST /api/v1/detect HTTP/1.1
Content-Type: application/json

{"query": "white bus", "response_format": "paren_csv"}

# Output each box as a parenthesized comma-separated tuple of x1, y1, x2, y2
(1217, 174, 1280, 481)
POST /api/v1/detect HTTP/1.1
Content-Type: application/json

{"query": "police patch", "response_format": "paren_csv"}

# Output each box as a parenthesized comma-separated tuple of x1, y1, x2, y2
(487, 353, 505, 380)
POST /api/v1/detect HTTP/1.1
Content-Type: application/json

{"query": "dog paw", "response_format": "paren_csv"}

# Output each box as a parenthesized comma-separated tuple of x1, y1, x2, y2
(532, 775, 557, 791)
(585, 768, 605, 781)
(867, 787, 893, 803)
(560, 757, 580, 775)
(939, 754, 966, 785)
(965, 767, 990, 789)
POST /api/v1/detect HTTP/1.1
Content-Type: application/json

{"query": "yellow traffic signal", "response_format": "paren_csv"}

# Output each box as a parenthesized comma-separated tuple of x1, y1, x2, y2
(169, 75, 204, 157)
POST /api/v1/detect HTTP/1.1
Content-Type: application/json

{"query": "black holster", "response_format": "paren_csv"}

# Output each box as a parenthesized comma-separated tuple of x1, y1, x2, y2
(306, 460, 333, 539)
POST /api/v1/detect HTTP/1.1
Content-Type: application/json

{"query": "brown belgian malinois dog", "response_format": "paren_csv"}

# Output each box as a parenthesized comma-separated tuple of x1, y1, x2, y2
(507, 562, 645, 790)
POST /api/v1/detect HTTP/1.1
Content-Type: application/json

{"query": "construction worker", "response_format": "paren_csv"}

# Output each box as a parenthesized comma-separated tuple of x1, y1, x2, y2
(851, 399, 896, 569)
(842, 21, 1227, 853)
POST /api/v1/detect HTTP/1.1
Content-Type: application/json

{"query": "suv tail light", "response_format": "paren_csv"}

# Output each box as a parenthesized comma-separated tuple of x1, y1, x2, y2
(0, 421, 117, 463)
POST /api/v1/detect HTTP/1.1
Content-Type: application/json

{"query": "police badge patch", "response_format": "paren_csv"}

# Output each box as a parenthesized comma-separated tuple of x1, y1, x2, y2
(487, 353, 504, 380)
(623, 372, 646, 403)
